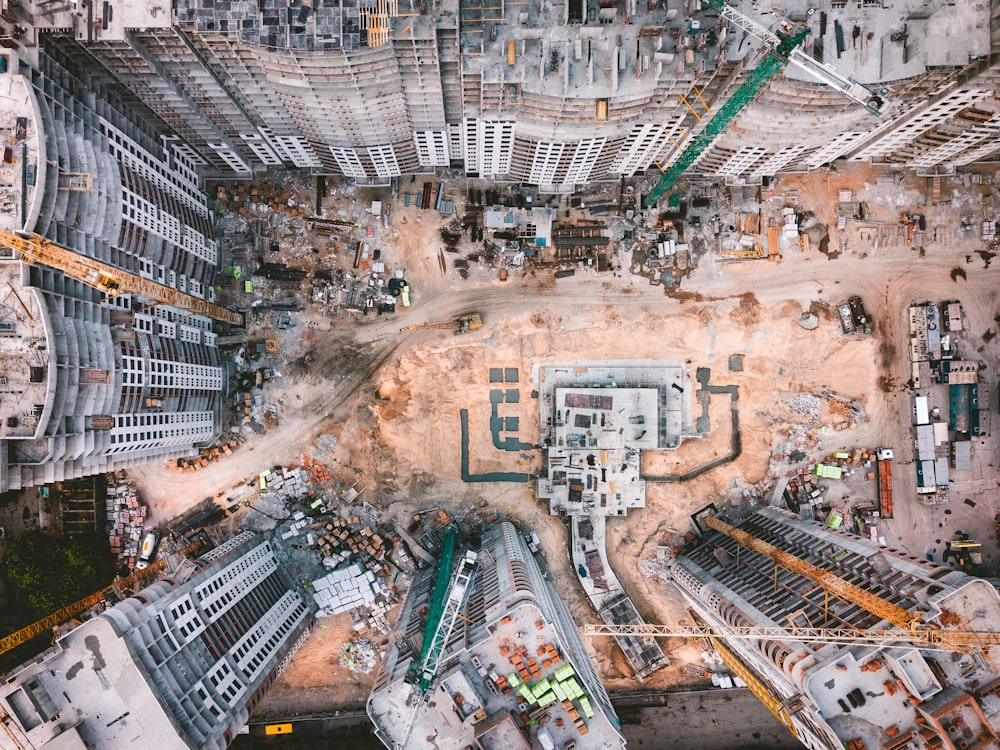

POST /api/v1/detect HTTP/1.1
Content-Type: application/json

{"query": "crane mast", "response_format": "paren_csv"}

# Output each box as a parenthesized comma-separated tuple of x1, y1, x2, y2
(0, 231, 244, 326)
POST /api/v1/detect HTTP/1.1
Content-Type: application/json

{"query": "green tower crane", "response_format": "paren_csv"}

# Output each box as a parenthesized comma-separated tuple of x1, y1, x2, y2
(644, 0, 887, 208)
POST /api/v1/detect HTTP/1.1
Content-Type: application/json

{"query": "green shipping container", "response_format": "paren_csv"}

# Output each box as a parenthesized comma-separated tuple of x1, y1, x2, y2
(531, 678, 551, 699)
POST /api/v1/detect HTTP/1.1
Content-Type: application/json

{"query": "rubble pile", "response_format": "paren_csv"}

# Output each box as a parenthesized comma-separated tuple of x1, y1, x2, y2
(339, 639, 377, 675)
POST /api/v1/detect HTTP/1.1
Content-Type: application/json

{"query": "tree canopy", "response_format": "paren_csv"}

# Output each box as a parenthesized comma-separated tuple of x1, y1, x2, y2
(4, 530, 114, 613)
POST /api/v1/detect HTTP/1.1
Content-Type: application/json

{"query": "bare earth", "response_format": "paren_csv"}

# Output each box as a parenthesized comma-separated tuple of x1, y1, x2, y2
(130, 166, 1000, 712)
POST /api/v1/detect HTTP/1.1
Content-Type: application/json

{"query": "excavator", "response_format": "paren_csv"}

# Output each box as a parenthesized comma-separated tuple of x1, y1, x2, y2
(397, 312, 483, 336)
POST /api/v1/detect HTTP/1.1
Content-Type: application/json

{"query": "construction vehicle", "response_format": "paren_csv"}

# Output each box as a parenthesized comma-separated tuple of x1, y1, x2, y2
(0, 231, 244, 326)
(644, 0, 887, 207)
(876, 448, 893, 518)
(397, 311, 483, 336)
(135, 530, 160, 570)
(0, 540, 202, 656)
(943, 536, 982, 569)
(719, 242, 764, 260)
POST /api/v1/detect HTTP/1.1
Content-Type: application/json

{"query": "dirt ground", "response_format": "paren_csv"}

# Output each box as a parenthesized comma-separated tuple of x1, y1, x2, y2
(255, 613, 376, 718)
(129, 163, 1000, 712)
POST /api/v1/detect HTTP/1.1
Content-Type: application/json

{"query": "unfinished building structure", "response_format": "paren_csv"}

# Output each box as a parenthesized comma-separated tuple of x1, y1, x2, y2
(0, 44, 227, 489)
(535, 360, 692, 680)
(0, 532, 312, 750)
(367, 521, 625, 750)
(10, 0, 1000, 188)
(673, 506, 1000, 749)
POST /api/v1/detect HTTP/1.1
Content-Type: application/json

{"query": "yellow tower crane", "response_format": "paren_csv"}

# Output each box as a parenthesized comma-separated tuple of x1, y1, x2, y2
(584, 514, 1000, 738)
(0, 540, 203, 656)
(0, 231, 244, 326)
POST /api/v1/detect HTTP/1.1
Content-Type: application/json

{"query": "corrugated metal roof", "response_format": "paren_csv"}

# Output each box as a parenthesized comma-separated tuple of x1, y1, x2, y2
(917, 424, 935, 461)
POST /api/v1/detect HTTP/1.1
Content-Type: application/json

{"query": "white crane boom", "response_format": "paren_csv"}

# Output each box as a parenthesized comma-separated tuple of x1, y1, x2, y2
(708, 0, 887, 115)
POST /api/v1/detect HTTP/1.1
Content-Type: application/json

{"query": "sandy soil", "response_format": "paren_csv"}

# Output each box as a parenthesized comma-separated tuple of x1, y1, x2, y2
(255, 613, 377, 717)
(130, 164, 1000, 711)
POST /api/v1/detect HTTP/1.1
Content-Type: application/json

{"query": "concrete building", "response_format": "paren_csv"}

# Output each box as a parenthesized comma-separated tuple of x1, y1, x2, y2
(0, 43, 226, 489)
(11, 0, 1000, 188)
(0, 531, 313, 750)
(673, 506, 1000, 750)
(535, 360, 693, 680)
(367, 521, 625, 749)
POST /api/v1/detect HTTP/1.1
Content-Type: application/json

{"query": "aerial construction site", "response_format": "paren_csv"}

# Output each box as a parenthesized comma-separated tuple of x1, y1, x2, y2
(2, 0, 1000, 749)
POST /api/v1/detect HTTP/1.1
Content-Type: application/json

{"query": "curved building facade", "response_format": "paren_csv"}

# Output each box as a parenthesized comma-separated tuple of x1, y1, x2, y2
(23, 0, 999, 189)
(0, 47, 226, 489)
(0, 532, 312, 750)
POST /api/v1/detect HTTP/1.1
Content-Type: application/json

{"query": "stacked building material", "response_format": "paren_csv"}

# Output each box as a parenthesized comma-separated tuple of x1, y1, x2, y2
(261, 466, 314, 503)
(106, 479, 147, 569)
(311, 563, 386, 617)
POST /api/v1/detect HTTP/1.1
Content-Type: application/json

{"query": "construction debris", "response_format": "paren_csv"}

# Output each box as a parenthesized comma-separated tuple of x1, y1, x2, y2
(339, 639, 378, 675)
(105, 474, 149, 570)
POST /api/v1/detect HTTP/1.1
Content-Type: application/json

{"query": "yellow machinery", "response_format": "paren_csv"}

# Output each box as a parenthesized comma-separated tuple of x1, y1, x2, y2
(0, 231, 244, 326)
(0, 540, 202, 656)
(397, 312, 483, 335)
(720, 243, 764, 260)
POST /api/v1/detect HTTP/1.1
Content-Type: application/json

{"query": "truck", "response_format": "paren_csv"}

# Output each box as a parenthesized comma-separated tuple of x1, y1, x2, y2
(136, 530, 159, 570)
(876, 448, 894, 518)
(848, 295, 872, 333)
(837, 303, 856, 334)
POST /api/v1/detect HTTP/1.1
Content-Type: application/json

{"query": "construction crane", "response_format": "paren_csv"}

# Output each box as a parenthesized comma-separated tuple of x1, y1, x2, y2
(397, 534, 478, 749)
(418, 548, 478, 691)
(644, 0, 887, 207)
(0, 231, 244, 326)
(583, 623, 1000, 654)
(0, 540, 202, 656)
(585, 512, 1000, 740)
(585, 511, 1000, 653)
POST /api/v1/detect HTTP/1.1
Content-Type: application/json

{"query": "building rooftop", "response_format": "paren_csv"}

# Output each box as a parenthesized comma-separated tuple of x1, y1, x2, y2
(675, 508, 1000, 750)
(0, 68, 42, 234)
(536, 359, 693, 517)
(1, 616, 190, 750)
(0, 261, 52, 440)
(368, 600, 624, 749)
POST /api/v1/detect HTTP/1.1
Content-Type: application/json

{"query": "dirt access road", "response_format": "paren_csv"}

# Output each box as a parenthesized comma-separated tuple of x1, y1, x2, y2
(131, 165, 1000, 705)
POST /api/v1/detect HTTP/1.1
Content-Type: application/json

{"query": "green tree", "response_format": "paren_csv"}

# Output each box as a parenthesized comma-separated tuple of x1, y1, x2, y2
(4, 530, 113, 613)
